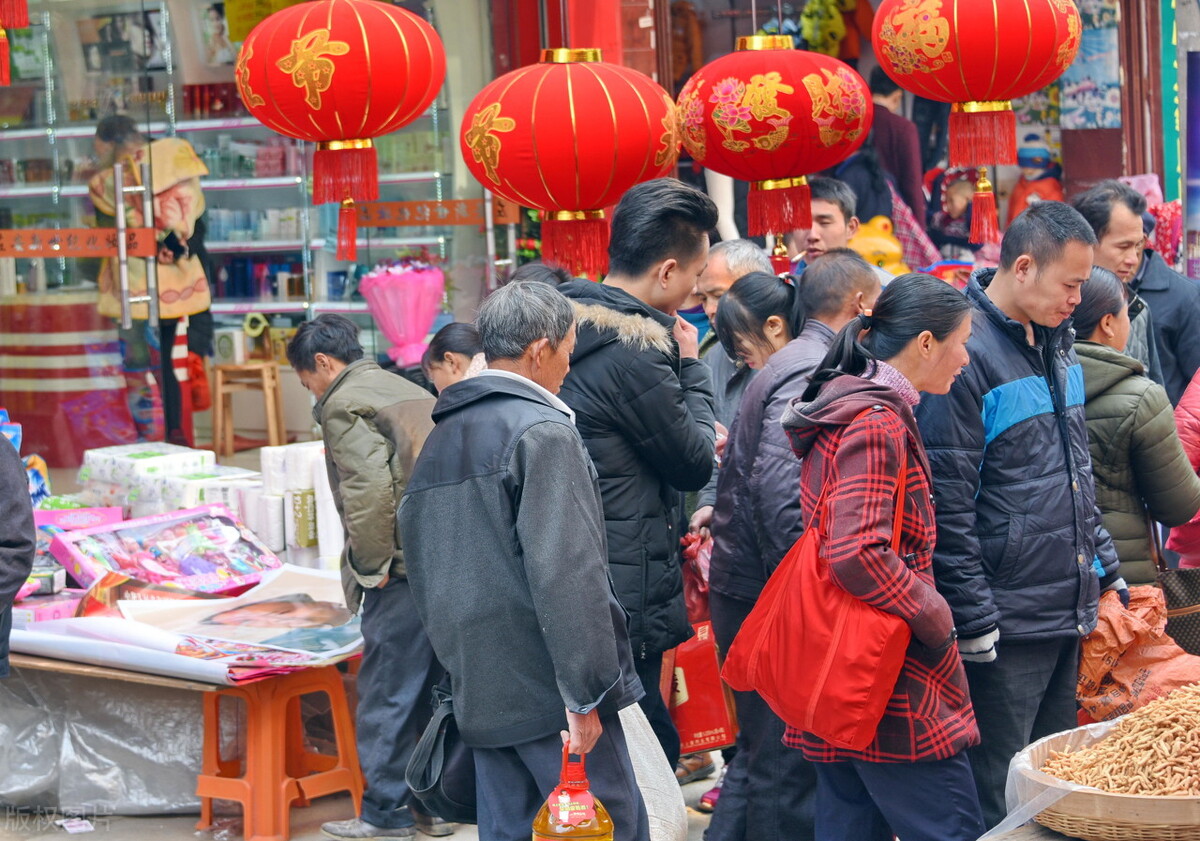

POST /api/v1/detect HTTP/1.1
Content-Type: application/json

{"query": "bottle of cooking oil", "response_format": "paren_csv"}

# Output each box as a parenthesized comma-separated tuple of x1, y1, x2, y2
(531, 744, 614, 841)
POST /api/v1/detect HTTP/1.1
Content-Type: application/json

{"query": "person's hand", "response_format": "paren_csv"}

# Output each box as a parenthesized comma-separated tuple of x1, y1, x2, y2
(562, 708, 602, 754)
(689, 505, 713, 539)
(714, 422, 728, 461)
(157, 243, 179, 264)
(1102, 574, 1130, 608)
(674, 316, 700, 360)
(375, 573, 390, 589)
(958, 626, 999, 664)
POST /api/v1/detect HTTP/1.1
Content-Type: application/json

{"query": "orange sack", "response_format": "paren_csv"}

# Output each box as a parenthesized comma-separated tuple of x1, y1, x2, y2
(1078, 585, 1200, 721)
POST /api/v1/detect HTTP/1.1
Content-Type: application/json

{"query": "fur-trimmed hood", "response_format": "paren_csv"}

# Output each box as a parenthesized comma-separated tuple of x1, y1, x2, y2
(559, 279, 676, 363)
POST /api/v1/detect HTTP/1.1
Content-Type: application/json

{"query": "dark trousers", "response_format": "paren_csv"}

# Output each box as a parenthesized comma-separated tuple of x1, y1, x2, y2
(356, 577, 442, 829)
(813, 752, 984, 841)
(963, 637, 1080, 829)
(705, 590, 817, 841)
(633, 650, 680, 765)
(472, 713, 650, 841)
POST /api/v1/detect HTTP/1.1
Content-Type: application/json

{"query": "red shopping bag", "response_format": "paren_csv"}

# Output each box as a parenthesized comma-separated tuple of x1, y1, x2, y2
(669, 621, 738, 753)
(680, 532, 712, 624)
(722, 453, 911, 752)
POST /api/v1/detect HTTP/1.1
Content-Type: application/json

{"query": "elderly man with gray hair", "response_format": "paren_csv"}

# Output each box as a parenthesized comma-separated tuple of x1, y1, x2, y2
(399, 281, 649, 841)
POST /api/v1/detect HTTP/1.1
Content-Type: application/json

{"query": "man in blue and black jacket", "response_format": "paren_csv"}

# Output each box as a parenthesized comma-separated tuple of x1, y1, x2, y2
(915, 202, 1123, 828)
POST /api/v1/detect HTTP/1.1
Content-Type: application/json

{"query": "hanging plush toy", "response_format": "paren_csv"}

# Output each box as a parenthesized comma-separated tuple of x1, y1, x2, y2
(1005, 133, 1064, 226)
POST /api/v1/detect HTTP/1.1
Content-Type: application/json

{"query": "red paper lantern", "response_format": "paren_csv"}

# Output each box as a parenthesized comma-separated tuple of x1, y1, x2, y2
(0, 0, 28, 87)
(676, 36, 873, 236)
(872, 0, 1081, 242)
(236, 0, 445, 259)
(459, 48, 679, 276)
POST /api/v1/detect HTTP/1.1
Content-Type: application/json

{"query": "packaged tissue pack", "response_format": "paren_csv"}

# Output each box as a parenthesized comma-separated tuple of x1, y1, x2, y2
(78, 443, 216, 485)
(50, 504, 281, 594)
(138, 465, 262, 512)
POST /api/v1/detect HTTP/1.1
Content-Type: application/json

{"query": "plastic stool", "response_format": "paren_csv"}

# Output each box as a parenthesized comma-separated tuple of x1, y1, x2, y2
(212, 361, 287, 457)
(195, 665, 363, 841)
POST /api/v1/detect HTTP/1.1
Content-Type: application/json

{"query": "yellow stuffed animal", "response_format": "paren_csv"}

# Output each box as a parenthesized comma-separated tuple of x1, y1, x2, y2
(849, 215, 910, 276)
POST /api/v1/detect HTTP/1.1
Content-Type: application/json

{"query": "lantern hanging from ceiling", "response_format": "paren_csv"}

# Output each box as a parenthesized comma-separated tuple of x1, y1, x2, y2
(459, 48, 679, 277)
(872, 0, 1081, 242)
(235, 0, 445, 260)
(0, 0, 28, 87)
(676, 36, 874, 236)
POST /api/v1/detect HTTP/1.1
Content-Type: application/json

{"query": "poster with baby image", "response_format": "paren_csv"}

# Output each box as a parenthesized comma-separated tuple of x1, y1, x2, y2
(120, 564, 363, 658)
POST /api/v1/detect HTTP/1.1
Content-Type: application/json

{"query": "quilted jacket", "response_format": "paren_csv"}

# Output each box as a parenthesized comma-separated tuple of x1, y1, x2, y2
(1075, 341, 1200, 584)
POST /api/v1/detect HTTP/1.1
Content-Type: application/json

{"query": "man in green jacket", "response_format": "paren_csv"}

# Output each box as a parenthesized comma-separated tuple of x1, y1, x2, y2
(287, 315, 449, 841)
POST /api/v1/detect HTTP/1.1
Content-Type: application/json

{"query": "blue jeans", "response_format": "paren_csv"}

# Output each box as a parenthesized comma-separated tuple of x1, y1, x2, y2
(814, 752, 984, 841)
(356, 577, 442, 829)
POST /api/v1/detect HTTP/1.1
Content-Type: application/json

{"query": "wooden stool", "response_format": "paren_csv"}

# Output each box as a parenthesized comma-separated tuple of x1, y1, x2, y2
(195, 665, 364, 841)
(212, 362, 286, 457)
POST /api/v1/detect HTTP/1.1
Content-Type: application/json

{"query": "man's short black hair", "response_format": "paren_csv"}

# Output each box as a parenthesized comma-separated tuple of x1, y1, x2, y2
(607, 177, 719, 277)
(808, 176, 857, 222)
(286, 313, 364, 371)
(868, 66, 900, 98)
(1069, 179, 1148, 240)
(999, 201, 1097, 270)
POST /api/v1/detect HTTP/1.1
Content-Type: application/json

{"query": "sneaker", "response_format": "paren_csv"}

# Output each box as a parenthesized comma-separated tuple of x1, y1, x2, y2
(411, 809, 455, 838)
(321, 818, 416, 840)
(675, 752, 716, 785)
(696, 766, 727, 813)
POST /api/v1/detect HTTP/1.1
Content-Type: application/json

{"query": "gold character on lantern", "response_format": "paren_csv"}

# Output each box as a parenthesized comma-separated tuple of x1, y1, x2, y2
(656, 94, 680, 168)
(276, 30, 351, 110)
(804, 67, 868, 147)
(677, 79, 708, 159)
(464, 103, 516, 185)
(1058, 12, 1080, 71)
(235, 43, 265, 108)
(878, 0, 954, 75)
(710, 73, 794, 153)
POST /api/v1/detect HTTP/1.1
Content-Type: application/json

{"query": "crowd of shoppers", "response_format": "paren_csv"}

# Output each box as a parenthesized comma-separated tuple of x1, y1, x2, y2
(268, 170, 1200, 841)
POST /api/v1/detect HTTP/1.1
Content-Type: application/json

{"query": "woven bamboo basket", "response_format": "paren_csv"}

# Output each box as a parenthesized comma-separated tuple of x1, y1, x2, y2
(1015, 727, 1200, 841)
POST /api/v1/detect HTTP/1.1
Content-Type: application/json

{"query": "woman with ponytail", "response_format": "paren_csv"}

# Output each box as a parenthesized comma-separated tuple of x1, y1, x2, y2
(704, 251, 882, 840)
(781, 273, 984, 841)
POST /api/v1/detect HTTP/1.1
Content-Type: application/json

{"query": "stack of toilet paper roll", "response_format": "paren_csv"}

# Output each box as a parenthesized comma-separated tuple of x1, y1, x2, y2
(253, 441, 344, 570)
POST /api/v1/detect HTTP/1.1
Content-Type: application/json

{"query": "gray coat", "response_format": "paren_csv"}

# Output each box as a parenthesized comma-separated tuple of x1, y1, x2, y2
(709, 319, 835, 601)
(0, 440, 35, 678)
(398, 373, 642, 748)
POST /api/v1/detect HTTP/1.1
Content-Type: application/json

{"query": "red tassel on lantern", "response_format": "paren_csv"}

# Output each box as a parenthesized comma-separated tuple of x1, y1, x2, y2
(748, 178, 813, 237)
(949, 102, 1017, 168)
(313, 141, 379, 205)
(969, 168, 999, 245)
(0, 29, 10, 87)
(0, 1, 28, 28)
(337, 198, 358, 262)
(541, 212, 608, 278)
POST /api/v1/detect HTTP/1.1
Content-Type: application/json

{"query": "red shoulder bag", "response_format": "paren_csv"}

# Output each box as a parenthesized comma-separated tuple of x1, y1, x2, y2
(722, 442, 912, 751)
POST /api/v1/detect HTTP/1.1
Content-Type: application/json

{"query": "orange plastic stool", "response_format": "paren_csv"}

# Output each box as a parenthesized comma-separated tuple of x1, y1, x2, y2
(196, 665, 363, 841)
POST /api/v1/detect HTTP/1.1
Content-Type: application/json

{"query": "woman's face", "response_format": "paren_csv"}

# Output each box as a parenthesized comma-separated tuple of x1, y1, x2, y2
(918, 314, 972, 395)
(734, 316, 790, 370)
(426, 351, 473, 393)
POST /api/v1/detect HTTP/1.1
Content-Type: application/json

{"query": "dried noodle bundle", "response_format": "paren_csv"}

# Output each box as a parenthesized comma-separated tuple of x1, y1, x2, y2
(1041, 683, 1200, 797)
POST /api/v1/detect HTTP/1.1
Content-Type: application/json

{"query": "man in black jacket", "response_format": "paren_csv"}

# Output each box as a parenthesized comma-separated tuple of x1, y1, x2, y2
(400, 281, 647, 841)
(1071, 180, 1200, 404)
(558, 177, 718, 767)
(916, 203, 1122, 828)
(1, 437, 35, 680)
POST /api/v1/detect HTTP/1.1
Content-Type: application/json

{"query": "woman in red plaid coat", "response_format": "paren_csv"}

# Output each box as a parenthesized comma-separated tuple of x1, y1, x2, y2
(780, 273, 984, 841)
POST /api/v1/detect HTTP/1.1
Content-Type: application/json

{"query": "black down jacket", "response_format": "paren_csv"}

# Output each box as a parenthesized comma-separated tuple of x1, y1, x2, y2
(558, 280, 717, 658)
(915, 269, 1119, 643)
